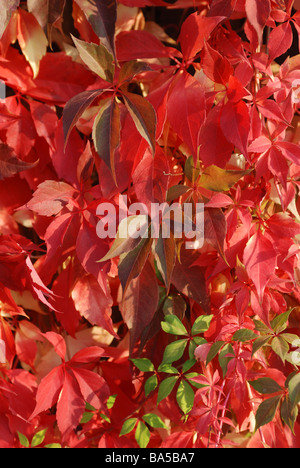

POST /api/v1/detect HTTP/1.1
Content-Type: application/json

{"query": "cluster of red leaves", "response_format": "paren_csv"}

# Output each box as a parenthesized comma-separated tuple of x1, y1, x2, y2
(1, 0, 300, 449)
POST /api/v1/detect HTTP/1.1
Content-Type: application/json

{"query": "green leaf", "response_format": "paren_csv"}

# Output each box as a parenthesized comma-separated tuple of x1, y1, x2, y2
(98, 216, 149, 263)
(249, 378, 282, 395)
(145, 374, 158, 397)
(92, 97, 120, 183)
(280, 333, 300, 344)
(271, 336, 289, 363)
(163, 295, 187, 320)
(118, 61, 152, 84)
(17, 431, 30, 448)
(80, 412, 94, 424)
(281, 395, 298, 433)
(252, 335, 271, 357)
(135, 421, 150, 448)
(233, 329, 257, 342)
(255, 395, 282, 430)
(63, 89, 103, 148)
(155, 231, 176, 292)
(254, 319, 273, 334)
(186, 373, 207, 389)
(131, 358, 155, 373)
(271, 310, 293, 334)
(176, 380, 194, 415)
(118, 235, 153, 293)
(191, 315, 213, 335)
(99, 413, 111, 423)
(31, 428, 47, 447)
(162, 339, 188, 364)
(120, 417, 138, 436)
(44, 443, 62, 448)
(184, 156, 200, 183)
(182, 359, 196, 373)
(166, 185, 192, 203)
(122, 90, 157, 155)
(142, 413, 167, 429)
(206, 341, 225, 364)
(107, 394, 117, 409)
(157, 375, 179, 404)
(71, 35, 115, 82)
(288, 372, 300, 408)
(161, 315, 188, 336)
(157, 363, 179, 374)
(218, 343, 234, 377)
(192, 336, 207, 346)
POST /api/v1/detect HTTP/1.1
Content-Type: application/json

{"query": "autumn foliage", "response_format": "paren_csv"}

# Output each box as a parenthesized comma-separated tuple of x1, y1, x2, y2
(2, 0, 300, 449)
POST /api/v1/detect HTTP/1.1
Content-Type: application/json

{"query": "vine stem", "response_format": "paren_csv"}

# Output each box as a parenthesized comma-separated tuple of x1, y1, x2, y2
(215, 384, 232, 448)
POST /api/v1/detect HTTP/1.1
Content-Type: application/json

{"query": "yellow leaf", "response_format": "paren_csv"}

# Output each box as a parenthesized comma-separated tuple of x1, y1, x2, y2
(17, 9, 48, 79)
(199, 165, 251, 192)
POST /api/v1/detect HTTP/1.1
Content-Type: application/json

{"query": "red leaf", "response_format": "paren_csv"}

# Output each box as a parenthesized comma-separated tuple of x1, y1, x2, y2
(245, 0, 271, 44)
(256, 99, 288, 124)
(243, 230, 277, 302)
(120, 260, 159, 354)
(167, 72, 206, 162)
(42, 331, 66, 360)
(276, 141, 300, 165)
(122, 90, 157, 155)
(70, 346, 106, 364)
(220, 100, 250, 157)
(62, 89, 103, 148)
(0, 143, 37, 180)
(52, 264, 81, 337)
(30, 365, 65, 420)
(268, 21, 293, 64)
(71, 274, 117, 338)
(56, 369, 85, 438)
(74, 0, 117, 59)
(179, 13, 224, 60)
(171, 250, 210, 313)
(198, 104, 234, 167)
(116, 30, 172, 61)
(204, 207, 227, 259)
(132, 146, 169, 211)
(201, 41, 233, 85)
(267, 145, 289, 189)
(76, 217, 110, 292)
(26, 180, 76, 216)
(70, 367, 110, 411)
